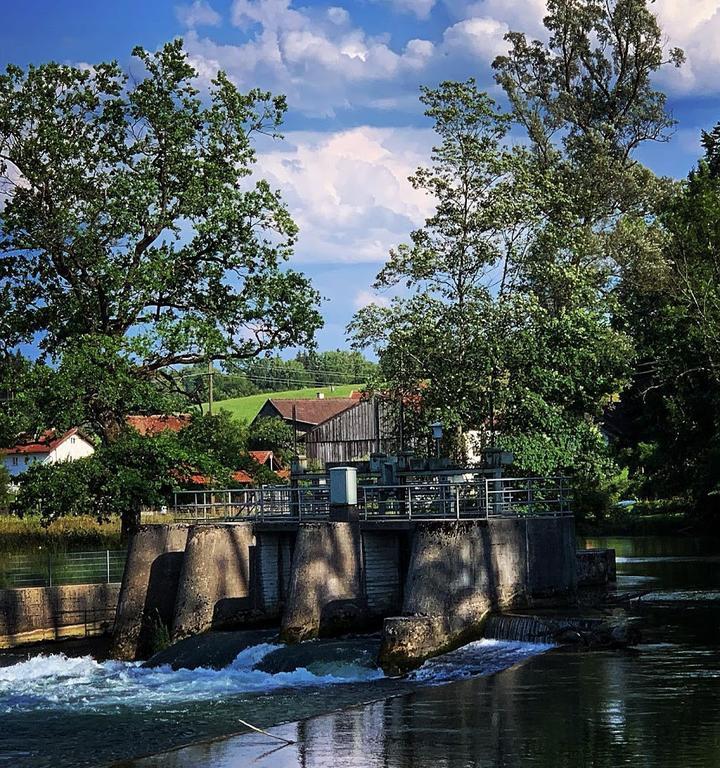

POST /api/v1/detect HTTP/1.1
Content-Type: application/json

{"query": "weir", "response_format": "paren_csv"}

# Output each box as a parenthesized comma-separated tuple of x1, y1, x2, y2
(111, 468, 615, 669)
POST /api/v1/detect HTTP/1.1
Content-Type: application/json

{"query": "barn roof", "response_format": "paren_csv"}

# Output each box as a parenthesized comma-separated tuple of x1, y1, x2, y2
(263, 398, 358, 426)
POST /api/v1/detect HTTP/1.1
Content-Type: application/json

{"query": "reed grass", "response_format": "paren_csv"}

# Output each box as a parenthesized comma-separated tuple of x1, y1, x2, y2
(0, 513, 122, 555)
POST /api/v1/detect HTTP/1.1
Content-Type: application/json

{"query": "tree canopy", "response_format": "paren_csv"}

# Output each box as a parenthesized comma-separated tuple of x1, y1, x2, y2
(0, 40, 322, 441)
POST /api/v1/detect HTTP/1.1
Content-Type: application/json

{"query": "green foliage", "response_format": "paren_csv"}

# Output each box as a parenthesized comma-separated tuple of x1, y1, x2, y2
(178, 351, 376, 403)
(350, 78, 632, 476)
(0, 514, 122, 554)
(615, 121, 720, 517)
(0, 465, 11, 511)
(0, 40, 322, 441)
(248, 416, 296, 464)
(181, 411, 248, 470)
(148, 610, 172, 655)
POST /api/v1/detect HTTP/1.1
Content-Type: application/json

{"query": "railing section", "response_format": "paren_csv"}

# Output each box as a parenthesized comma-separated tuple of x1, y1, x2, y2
(174, 485, 330, 523)
(173, 477, 571, 522)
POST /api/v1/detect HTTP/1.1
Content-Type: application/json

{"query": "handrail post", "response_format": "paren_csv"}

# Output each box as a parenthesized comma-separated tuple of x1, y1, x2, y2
(456, 486, 460, 520)
(106, 549, 111, 584)
(408, 486, 412, 520)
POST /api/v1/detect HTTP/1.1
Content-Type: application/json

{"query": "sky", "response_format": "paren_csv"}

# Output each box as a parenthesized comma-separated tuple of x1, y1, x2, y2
(2, 0, 720, 351)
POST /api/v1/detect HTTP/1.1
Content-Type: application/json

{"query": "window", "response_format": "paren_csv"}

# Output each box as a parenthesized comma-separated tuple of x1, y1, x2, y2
(25, 456, 29, 464)
(71, 437, 76, 444)
(11, 457, 18, 466)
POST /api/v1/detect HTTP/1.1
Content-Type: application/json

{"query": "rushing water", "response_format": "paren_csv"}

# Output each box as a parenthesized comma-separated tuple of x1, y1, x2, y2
(122, 535, 720, 768)
(0, 630, 551, 767)
(1, 535, 719, 768)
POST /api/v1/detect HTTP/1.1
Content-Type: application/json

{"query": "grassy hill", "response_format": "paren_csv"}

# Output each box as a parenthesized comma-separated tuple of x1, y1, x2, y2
(212, 384, 361, 423)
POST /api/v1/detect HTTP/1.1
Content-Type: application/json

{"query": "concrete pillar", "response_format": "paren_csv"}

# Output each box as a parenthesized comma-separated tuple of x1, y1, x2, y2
(280, 522, 365, 643)
(379, 519, 529, 674)
(111, 524, 190, 661)
(171, 523, 256, 641)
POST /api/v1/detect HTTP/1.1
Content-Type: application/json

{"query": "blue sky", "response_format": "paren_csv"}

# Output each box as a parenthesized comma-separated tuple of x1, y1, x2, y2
(2, 0, 719, 351)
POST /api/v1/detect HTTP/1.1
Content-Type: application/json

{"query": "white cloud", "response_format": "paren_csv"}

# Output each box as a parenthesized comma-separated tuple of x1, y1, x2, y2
(176, 0, 221, 28)
(382, 0, 437, 19)
(255, 127, 436, 264)
(354, 289, 391, 309)
(652, 1, 720, 94)
(442, 16, 511, 60)
(184, 1, 437, 116)
(444, 0, 547, 35)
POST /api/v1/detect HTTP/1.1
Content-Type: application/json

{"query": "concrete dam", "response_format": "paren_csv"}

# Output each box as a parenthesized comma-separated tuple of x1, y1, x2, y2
(111, 468, 611, 672)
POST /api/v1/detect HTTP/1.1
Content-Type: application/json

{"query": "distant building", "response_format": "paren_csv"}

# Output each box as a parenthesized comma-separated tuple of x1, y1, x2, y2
(1, 428, 95, 478)
(254, 393, 396, 465)
(254, 394, 361, 435)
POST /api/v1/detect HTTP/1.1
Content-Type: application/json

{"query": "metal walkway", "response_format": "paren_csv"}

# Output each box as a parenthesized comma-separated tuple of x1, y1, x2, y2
(173, 476, 572, 523)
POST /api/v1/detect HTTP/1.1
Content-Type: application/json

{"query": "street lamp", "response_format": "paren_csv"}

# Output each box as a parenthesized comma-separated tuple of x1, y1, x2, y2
(430, 421, 443, 458)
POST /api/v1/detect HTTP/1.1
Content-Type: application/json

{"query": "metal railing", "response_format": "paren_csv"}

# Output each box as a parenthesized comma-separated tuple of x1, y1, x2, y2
(1, 549, 127, 588)
(173, 477, 571, 523)
(174, 486, 330, 523)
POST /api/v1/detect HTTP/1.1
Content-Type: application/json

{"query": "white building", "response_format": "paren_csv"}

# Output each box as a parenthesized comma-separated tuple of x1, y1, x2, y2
(2, 428, 95, 478)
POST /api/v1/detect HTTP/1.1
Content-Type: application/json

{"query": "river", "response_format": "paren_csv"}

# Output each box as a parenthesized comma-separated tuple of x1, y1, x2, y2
(1, 535, 719, 767)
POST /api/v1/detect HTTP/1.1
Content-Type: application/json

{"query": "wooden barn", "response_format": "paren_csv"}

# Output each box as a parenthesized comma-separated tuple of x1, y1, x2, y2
(253, 393, 398, 465)
(304, 397, 396, 464)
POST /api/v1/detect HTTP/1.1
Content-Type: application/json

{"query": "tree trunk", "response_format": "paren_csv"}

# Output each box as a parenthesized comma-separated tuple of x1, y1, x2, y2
(121, 504, 141, 541)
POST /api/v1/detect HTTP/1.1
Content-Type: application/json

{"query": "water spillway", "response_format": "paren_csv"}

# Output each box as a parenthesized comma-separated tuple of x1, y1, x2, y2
(111, 515, 582, 673)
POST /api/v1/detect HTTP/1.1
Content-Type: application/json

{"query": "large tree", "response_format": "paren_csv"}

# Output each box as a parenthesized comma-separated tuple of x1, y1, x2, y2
(616, 125, 720, 516)
(351, 1, 683, 485)
(0, 40, 322, 441)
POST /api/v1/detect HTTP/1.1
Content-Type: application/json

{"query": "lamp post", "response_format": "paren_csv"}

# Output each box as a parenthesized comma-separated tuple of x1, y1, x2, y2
(430, 421, 443, 459)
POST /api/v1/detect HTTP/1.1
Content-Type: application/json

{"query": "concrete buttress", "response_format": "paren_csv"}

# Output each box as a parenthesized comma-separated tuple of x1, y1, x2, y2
(111, 524, 190, 660)
(171, 523, 256, 641)
(280, 522, 364, 643)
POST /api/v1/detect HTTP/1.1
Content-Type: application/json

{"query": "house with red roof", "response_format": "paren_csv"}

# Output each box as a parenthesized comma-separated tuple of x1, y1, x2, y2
(2, 428, 95, 479)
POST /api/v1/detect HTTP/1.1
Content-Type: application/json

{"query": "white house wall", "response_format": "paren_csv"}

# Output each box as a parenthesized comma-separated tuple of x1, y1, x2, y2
(49, 436, 95, 464)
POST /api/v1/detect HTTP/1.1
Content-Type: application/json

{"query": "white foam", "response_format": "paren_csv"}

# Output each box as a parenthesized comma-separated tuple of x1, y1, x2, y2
(0, 643, 383, 714)
(409, 638, 554, 683)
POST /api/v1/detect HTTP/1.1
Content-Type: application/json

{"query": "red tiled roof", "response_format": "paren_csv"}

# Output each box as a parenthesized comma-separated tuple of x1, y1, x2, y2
(183, 469, 254, 486)
(265, 398, 358, 426)
(126, 414, 192, 436)
(249, 450, 273, 465)
(2, 428, 83, 455)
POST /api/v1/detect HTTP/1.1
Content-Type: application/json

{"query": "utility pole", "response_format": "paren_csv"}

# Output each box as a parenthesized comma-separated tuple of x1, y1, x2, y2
(208, 360, 214, 416)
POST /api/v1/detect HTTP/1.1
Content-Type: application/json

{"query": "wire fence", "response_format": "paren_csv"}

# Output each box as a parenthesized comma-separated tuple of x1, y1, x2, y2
(0, 549, 127, 589)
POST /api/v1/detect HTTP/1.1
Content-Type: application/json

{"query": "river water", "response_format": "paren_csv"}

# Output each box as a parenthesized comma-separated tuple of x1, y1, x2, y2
(1, 535, 719, 767)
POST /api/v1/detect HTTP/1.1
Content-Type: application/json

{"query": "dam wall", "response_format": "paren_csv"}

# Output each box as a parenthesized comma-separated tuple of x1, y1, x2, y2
(379, 517, 577, 674)
(111, 514, 583, 666)
(171, 523, 255, 641)
(280, 522, 364, 643)
(0, 583, 120, 648)
(111, 524, 190, 660)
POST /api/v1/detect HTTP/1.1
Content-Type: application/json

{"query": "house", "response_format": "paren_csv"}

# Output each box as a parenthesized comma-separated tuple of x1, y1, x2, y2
(253, 393, 397, 465)
(249, 450, 279, 471)
(304, 396, 396, 464)
(1, 428, 95, 478)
